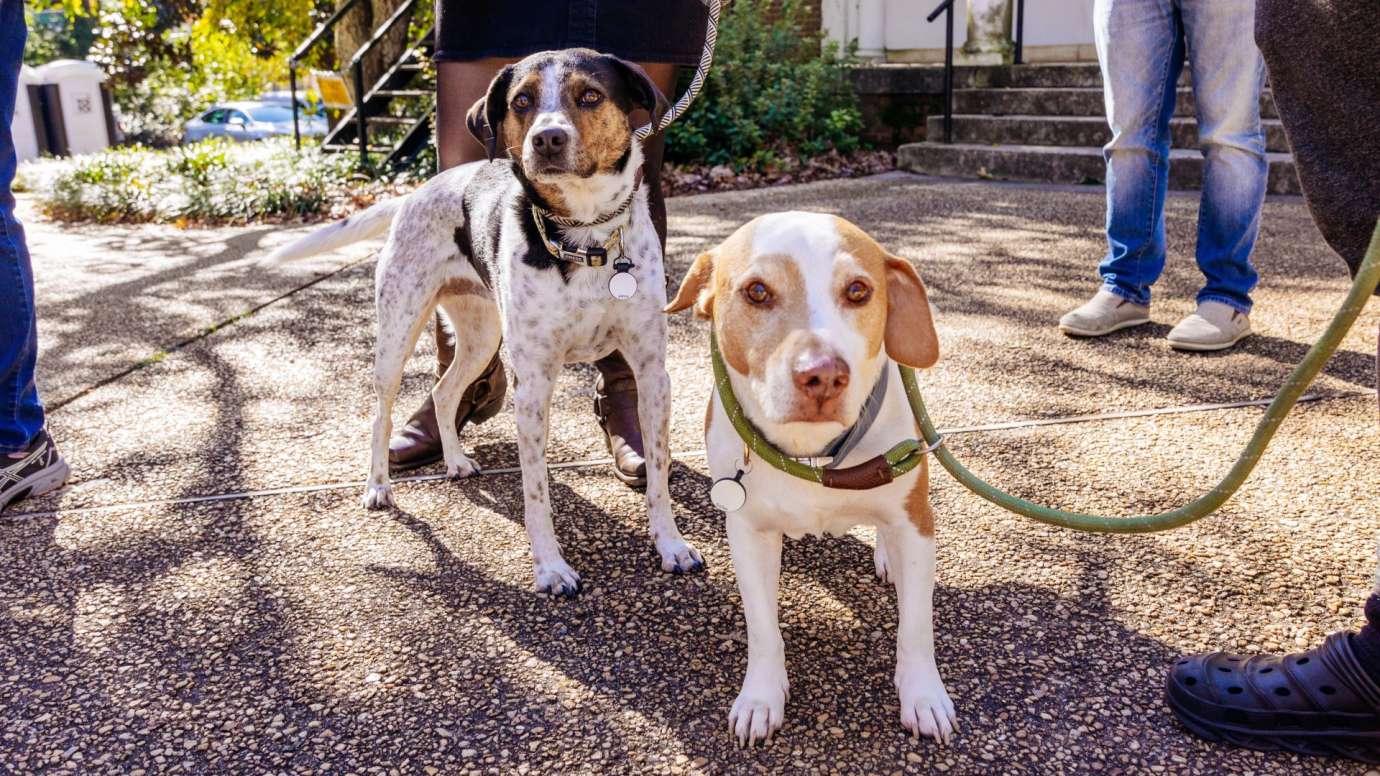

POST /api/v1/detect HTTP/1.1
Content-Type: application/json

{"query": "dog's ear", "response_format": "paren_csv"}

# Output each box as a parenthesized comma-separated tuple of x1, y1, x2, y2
(602, 55, 671, 129)
(466, 64, 516, 161)
(665, 251, 715, 318)
(884, 256, 939, 369)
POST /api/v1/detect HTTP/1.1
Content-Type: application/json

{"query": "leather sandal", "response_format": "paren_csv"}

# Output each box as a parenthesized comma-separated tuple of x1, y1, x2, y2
(1166, 631, 1380, 764)
(594, 373, 647, 489)
(389, 350, 507, 472)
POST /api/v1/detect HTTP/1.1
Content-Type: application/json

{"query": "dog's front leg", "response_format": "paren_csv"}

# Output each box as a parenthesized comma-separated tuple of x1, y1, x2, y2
(511, 355, 580, 597)
(623, 345, 702, 573)
(880, 520, 957, 743)
(726, 514, 788, 746)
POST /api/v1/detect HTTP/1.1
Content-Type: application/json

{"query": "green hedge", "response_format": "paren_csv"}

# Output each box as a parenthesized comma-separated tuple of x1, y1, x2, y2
(37, 138, 360, 224)
(665, 0, 864, 172)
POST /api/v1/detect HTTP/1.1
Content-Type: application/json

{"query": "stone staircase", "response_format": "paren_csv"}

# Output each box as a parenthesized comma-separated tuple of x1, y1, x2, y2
(895, 63, 1300, 194)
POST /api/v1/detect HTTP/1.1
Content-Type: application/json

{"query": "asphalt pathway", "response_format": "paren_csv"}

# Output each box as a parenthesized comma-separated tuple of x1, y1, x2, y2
(3, 175, 1378, 775)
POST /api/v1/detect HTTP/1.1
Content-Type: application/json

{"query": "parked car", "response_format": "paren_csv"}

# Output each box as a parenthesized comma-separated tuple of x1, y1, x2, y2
(257, 90, 326, 117)
(182, 101, 328, 144)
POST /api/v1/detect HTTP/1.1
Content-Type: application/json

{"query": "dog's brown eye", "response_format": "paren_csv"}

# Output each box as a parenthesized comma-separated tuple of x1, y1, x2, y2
(579, 89, 602, 106)
(744, 281, 772, 306)
(513, 94, 532, 111)
(845, 280, 872, 304)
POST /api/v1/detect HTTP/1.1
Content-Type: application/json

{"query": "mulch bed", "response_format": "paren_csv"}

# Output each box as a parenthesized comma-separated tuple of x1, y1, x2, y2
(662, 149, 896, 197)
(320, 148, 898, 221)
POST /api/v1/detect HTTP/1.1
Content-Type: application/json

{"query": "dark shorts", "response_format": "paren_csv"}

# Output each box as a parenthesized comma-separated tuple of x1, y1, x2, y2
(434, 0, 709, 66)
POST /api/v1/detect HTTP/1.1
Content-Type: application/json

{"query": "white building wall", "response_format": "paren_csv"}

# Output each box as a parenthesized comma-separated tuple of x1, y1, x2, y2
(824, 0, 1096, 63)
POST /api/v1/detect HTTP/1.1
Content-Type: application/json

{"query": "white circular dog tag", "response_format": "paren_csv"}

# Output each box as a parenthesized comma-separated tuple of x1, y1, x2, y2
(608, 270, 638, 300)
(709, 472, 748, 512)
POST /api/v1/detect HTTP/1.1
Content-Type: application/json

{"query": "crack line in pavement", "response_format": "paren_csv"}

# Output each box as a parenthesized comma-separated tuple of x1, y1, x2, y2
(5, 388, 1372, 522)
(47, 254, 374, 412)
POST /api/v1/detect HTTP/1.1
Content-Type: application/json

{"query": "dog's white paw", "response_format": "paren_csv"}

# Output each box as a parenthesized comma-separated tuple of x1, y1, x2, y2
(728, 668, 789, 747)
(873, 540, 891, 583)
(533, 557, 581, 598)
(361, 484, 394, 510)
(655, 535, 704, 574)
(896, 661, 957, 744)
(445, 453, 480, 480)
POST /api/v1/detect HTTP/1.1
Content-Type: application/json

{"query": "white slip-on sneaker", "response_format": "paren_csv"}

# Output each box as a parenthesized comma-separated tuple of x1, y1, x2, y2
(1166, 301, 1251, 352)
(1058, 289, 1152, 337)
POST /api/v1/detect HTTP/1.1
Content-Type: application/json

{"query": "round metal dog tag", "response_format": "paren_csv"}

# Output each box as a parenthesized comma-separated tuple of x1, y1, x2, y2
(608, 270, 638, 300)
(709, 473, 748, 512)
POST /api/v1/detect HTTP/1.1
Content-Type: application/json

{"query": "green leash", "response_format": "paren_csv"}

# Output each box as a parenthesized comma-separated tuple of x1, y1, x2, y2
(711, 223, 1380, 532)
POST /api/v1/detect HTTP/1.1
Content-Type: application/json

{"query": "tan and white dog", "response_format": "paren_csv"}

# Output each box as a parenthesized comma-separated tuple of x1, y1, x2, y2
(667, 212, 956, 745)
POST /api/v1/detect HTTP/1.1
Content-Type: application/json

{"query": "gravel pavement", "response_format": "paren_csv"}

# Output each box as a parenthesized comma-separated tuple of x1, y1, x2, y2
(3, 175, 1379, 774)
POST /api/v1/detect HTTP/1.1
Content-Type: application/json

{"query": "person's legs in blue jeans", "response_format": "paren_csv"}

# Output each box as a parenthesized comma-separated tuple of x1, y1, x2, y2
(1093, 0, 1184, 307)
(1180, 0, 1267, 314)
(0, 0, 44, 455)
(0, 0, 67, 512)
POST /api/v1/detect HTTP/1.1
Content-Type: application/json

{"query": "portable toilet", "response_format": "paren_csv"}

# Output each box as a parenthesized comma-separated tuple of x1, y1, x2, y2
(33, 59, 114, 156)
(12, 65, 40, 162)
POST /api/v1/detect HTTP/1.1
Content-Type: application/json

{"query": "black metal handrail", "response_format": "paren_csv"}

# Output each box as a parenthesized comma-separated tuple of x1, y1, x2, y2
(1015, 0, 1026, 65)
(926, 0, 955, 144)
(288, 0, 363, 150)
(347, 0, 420, 164)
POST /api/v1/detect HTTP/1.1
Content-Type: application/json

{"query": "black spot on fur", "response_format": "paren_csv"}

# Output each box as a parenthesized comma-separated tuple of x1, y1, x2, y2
(513, 193, 574, 282)
(454, 203, 491, 288)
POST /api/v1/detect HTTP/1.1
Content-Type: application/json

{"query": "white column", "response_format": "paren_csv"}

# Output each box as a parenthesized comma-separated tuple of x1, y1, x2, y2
(961, 0, 1013, 65)
(856, 0, 886, 61)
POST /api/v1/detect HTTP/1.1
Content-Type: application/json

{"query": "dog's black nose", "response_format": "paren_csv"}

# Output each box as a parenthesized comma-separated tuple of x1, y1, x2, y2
(532, 127, 568, 156)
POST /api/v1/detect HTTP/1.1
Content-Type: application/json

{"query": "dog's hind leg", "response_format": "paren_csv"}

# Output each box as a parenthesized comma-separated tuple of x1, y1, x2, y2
(362, 273, 437, 510)
(432, 290, 502, 479)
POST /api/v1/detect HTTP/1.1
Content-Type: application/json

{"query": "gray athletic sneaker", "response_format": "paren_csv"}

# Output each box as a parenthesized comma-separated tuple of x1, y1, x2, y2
(1059, 289, 1152, 337)
(0, 430, 70, 512)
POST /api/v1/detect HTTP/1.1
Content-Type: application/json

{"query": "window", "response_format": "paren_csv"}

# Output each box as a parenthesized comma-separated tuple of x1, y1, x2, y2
(202, 109, 227, 124)
(247, 105, 295, 123)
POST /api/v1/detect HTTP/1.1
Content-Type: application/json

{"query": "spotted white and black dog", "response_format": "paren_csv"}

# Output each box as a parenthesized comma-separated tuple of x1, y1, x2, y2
(267, 49, 703, 595)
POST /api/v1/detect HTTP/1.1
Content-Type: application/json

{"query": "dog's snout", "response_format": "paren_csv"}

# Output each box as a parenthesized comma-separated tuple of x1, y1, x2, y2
(532, 127, 568, 156)
(792, 353, 850, 401)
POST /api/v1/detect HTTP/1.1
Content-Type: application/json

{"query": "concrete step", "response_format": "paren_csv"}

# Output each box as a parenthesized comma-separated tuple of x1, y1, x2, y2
(897, 142, 1300, 195)
(926, 114, 1291, 153)
(951, 87, 1278, 119)
(850, 62, 1187, 94)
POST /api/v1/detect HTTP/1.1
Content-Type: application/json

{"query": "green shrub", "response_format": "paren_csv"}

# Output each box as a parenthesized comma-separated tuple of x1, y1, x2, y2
(39, 138, 359, 224)
(665, 0, 864, 171)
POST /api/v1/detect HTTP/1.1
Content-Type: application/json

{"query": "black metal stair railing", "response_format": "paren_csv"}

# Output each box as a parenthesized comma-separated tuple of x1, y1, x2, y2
(926, 0, 955, 145)
(926, 0, 1029, 144)
(288, 0, 362, 151)
(320, 19, 435, 166)
(288, 0, 435, 167)
(1015, 0, 1026, 65)
(343, 0, 420, 164)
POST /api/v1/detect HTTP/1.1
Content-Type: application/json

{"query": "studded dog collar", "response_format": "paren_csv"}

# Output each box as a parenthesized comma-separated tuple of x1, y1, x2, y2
(529, 170, 644, 268)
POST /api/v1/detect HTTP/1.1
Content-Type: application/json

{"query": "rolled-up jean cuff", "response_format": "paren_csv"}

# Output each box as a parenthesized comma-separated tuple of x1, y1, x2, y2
(1101, 282, 1149, 307)
(1196, 293, 1252, 315)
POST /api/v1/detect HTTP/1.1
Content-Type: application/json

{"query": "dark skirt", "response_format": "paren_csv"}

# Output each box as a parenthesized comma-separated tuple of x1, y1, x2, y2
(435, 0, 710, 66)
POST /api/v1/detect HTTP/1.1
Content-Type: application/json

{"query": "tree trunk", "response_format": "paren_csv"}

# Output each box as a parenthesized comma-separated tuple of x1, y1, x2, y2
(333, 0, 413, 95)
